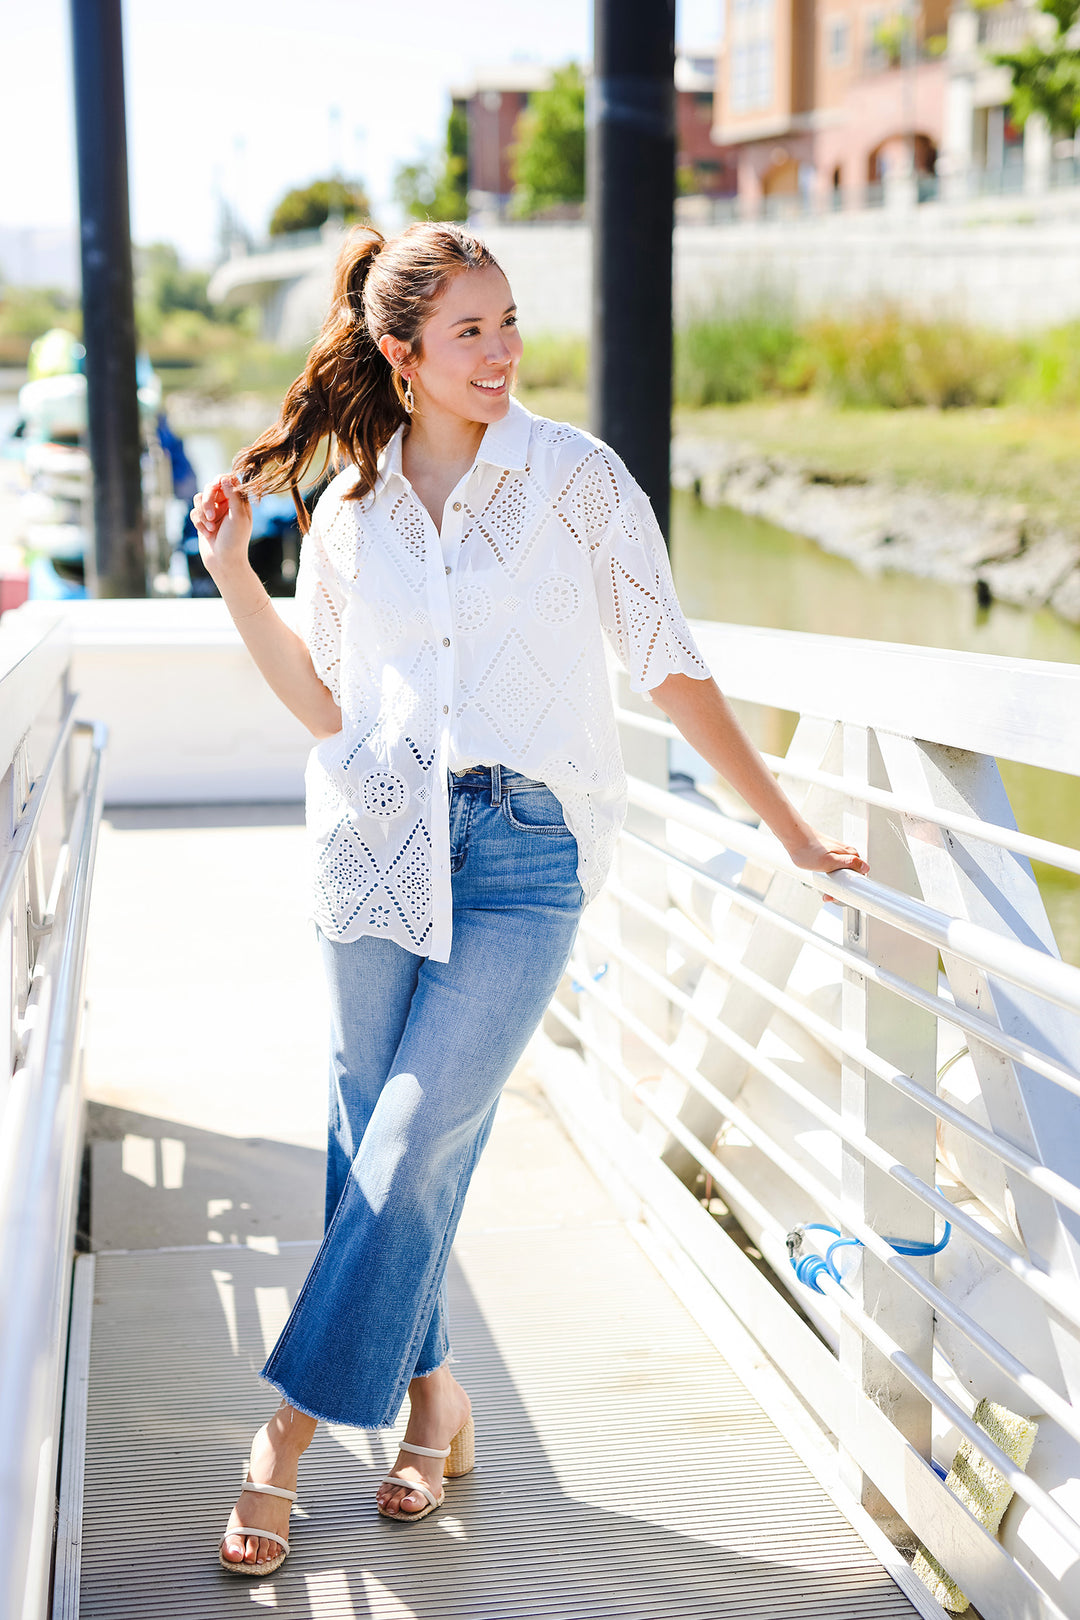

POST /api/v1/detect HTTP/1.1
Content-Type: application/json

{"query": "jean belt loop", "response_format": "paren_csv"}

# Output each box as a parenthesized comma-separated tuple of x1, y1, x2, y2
(490, 762, 503, 805)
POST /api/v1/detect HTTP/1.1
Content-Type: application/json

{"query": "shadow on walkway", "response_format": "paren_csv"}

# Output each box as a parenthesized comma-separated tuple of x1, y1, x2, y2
(79, 1235, 916, 1620)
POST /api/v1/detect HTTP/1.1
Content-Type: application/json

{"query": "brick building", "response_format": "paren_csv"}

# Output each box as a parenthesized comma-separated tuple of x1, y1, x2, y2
(453, 51, 736, 221)
(714, 0, 952, 212)
(712, 0, 1063, 214)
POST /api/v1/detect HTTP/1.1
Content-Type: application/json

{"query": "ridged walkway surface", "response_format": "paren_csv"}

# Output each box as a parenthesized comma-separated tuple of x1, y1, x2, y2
(71, 805, 918, 1619)
(77, 1225, 915, 1620)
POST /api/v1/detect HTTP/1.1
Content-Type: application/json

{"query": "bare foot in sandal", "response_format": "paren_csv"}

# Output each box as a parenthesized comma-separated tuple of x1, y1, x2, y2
(220, 1404, 317, 1573)
(376, 1365, 472, 1519)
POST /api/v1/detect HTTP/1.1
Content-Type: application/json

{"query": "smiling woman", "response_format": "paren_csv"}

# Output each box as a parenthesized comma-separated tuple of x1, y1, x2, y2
(189, 219, 867, 1579)
(229, 223, 511, 523)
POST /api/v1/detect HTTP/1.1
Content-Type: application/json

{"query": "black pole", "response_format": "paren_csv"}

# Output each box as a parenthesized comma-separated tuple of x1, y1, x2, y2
(589, 0, 676, 542)
(70, 0, 145, 597)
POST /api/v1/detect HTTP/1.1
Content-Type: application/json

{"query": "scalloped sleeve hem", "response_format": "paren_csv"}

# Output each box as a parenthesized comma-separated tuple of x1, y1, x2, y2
(591, 456, 711, 696)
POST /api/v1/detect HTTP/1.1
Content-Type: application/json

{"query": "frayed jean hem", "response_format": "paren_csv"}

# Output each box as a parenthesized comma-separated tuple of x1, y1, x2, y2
(260, 1372, 398, 1432)
(260, 1355, 455, 1430)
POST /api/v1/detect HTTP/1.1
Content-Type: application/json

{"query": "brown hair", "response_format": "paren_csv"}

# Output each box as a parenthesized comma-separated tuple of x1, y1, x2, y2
(232, 221, 502, 529)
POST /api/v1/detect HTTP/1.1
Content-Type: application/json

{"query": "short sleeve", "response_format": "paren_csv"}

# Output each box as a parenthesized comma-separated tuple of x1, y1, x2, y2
(589, 452, 710, 694)
(294, 500, 345, 707)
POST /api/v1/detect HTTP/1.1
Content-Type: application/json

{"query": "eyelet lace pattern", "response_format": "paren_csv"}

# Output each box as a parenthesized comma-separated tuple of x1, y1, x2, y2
(295, 400, 708, 961)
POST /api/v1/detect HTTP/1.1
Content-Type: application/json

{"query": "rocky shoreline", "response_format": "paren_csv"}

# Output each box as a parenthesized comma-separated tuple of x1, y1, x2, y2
(672, 436, 1080, 628)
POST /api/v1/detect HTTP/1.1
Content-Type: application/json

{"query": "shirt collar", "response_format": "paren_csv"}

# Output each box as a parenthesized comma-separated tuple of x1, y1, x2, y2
(375, 396, 532, 491)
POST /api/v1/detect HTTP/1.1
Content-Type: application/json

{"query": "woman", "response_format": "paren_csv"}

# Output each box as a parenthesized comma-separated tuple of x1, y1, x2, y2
(194, 222, 868, 1575)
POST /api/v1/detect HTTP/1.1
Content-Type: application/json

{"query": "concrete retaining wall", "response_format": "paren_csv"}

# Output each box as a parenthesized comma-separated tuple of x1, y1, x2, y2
(215, 196, 1080, 343)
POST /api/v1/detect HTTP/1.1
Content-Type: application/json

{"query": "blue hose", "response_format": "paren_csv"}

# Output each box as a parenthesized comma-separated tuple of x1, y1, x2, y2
(787, 1212, 952, 1295)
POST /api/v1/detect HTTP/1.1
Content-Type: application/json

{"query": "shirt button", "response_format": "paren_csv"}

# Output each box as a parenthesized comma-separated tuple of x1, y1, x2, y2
(442, 637, 450, 647)
(445, 565, 451, 575)
(442, 705, 449, 714)
(452, 502, 462, 512)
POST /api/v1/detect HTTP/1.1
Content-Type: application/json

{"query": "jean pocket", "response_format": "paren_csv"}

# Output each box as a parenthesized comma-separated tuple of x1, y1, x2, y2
(502, 787, 573, 836)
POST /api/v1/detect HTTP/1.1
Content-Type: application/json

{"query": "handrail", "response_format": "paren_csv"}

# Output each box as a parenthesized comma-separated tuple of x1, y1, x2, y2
(620, 824, 1080, 1101)
(573, 948, 1080, 1337)
(548, 991, 1080, 1566)
(605, 875, 1080, 1220)
(0, 693, 77, 926)
(626, 774, 1080, 1016)
(688, 621, 1080, 775)
(544, 655, 1080, 1616)
(0, 720, 106, 1620)
(615, 704, 1080, 877)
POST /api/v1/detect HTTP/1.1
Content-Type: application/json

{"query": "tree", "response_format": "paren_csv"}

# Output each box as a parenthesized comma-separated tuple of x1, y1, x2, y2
(393, 103, 469, 222)
(268, 177, 372, 237)
(510, 64, 586, 219)
(994, 0, 1080, 137)
(136, 242, 212, 319)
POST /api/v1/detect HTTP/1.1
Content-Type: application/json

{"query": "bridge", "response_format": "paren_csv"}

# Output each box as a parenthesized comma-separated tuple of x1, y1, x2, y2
(2, 598, 1079, 1619)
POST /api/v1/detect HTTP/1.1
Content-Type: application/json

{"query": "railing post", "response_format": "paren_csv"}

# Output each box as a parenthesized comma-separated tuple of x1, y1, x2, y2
(840, 725, 937, 1531)
(876, 734, 1080, 1405)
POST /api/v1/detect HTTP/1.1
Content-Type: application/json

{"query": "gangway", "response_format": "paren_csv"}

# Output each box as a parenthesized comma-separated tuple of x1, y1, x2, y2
(3, 601, 1079, 1619)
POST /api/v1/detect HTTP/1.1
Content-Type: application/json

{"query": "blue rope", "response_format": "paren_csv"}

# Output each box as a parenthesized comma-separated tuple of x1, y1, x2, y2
(571, 961, 609, 994)
(787, 1212, 952, 1295)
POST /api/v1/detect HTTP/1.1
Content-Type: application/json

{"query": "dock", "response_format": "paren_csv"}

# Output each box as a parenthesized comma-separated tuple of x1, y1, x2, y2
(5, 600, 1080, 1620)
(68, 802, 917, 1619)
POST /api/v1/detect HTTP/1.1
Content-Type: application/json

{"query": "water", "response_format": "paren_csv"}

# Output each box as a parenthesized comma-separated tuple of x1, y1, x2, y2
(670, 491, 1080, 966)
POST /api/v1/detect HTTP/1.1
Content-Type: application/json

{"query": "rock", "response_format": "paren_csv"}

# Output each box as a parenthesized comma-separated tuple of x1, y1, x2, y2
(672, 429, 1080, 631)
(1050, 565, 1080, 625)
(978, 532, 1080, 611)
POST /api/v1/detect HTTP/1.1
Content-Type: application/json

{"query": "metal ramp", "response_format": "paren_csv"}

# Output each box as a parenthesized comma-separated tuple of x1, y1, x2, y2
(66, 1222, 918, 1620)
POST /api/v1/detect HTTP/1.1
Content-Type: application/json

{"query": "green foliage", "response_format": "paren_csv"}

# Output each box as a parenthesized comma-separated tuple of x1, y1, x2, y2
(674, 306, 802, 406)
(510, 64, 586, 219)
(268, 177, 372, 237)
(136, 242, 212, 319)
(134, 241, 256, 359)
(0, 284, 80, 364)
(800, 313, 1025, 408)
(0, 283, 79, 340)
(669, 304, 1080, 412)
(166, 342, 314, 401)
(872, 14, 911, 67)
(1015, 320, 1080, 406)
(994, 0, 1080, 136)
(515, 333, 587, 391)
(393, 103, 469, 222)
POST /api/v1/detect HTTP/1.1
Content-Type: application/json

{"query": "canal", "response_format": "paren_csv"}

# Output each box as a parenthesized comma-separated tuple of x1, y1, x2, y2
(671, 490, 1080, 966)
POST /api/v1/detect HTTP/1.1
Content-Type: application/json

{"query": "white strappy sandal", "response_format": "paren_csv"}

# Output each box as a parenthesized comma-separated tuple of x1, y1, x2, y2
(219, 1477, 298, 1575)
(377, 1414, 475, 1522)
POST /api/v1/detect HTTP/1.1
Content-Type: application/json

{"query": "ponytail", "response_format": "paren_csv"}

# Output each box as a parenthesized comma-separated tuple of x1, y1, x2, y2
(232, 221, 501, 531)
(232, 229, 396, 530)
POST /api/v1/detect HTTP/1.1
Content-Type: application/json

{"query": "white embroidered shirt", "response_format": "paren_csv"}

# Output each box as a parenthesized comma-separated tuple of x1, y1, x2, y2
(295, 398, 709, 961)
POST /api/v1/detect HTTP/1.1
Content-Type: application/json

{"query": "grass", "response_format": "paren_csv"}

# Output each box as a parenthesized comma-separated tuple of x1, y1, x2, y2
(514, 388, 1080, 531)
(138, 300, 1078, 532)
(677, 399, 1080, 529)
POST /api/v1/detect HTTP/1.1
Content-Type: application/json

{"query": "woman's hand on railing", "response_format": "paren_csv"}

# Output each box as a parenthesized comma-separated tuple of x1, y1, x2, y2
(192, 475, 253, 581)
(785, 830, 869, 905)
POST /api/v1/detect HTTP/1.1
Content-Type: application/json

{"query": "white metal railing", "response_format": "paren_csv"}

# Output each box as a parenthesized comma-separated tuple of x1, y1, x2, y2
(536, 624, 1080, 1620)
(0, 610, 106, 1620)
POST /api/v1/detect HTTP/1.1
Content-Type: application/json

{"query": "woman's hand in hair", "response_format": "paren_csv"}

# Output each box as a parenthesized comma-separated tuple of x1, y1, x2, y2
(192, 475, 253, 580)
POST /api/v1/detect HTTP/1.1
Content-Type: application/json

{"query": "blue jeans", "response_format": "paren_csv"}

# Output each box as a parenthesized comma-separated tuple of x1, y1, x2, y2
(262, 766, 584, 1429)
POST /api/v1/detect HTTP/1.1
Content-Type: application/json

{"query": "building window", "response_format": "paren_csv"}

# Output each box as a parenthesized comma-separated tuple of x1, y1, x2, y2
(729, 0, 775, 113)
(862, 9, 887, 72)
(827, 16, 850, 66)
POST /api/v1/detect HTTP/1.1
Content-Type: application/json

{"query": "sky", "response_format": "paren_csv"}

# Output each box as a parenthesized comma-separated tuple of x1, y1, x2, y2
(1, 0, 720, 271)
